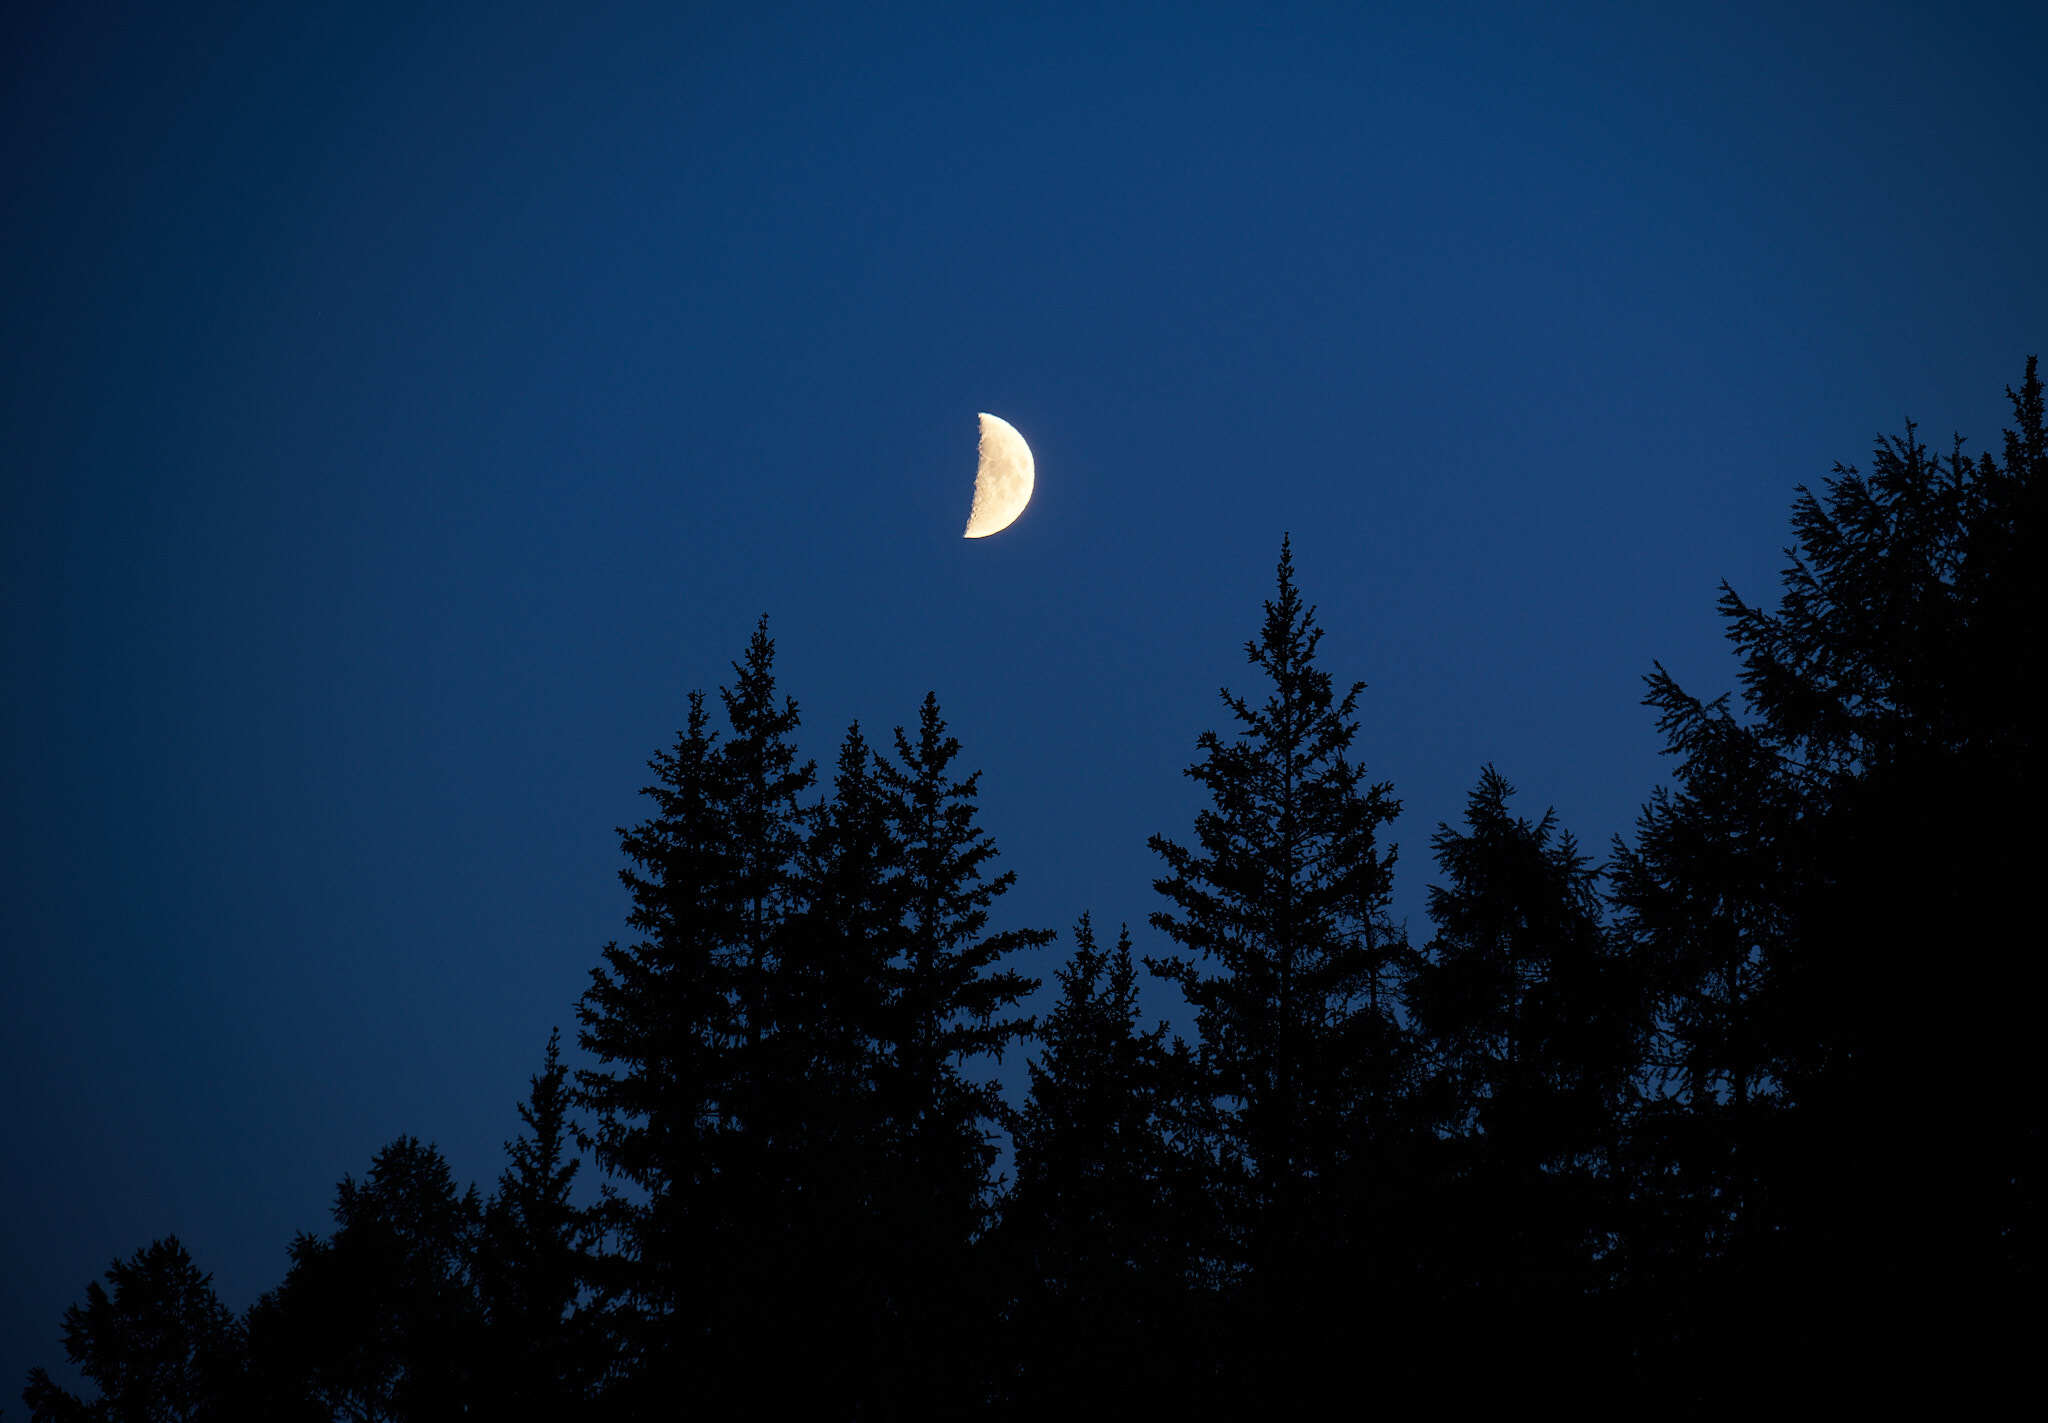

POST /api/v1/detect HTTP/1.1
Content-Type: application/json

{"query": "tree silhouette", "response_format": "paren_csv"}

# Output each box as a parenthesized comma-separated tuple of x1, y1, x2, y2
(1002, 914, 1197, 1409)
(753, 720, 905, 1407)
(573, 684, 729, 1407)
(865, 690, 1050, 1414)
(23, 1238, 242, 1423)
(573, 618, 816, 1410)
(250, 1137, 482, 1422)
(1611, 357, 2046, 1399)
(1146, 535, 1407, 1400)
(1404, 766, 1641, 1392)
(784, 722, 899, 1124)
(474, 1029, 595, 1417)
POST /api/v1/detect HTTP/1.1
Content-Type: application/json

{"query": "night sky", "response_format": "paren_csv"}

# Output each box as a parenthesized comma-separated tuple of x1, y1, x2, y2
(5, 0, 2043, 1391)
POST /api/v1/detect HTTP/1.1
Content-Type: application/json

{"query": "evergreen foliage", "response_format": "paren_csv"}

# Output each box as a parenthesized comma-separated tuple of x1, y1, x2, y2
(1145, 535, 1407, 1396)
(252, 1138, 483, 1422)
(875, 692, 1047, 1223)
(1004, 915, 1191, 1409)
(23, 1239, 241, 1423)
(1609, 357, 2046, 1399)
(867, 691, 1050, 1414)
(1405, 766, 1642, 1391)
(573, 618, 815, 1410)
(475, 1029, 595, 1416)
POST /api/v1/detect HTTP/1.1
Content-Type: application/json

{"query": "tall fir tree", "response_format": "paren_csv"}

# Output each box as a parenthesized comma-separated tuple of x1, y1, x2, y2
(714, 617, 817, 1155)
(754, 720, 902, 1409)
(475, 1029, 594, 1419)
(1146, 536, 1407, 1400)
(869, 691, 1050, 1415)
(782, 721, 898, 1125)
(573, 618, 815, 1411)
(574, 686, 732, 1408)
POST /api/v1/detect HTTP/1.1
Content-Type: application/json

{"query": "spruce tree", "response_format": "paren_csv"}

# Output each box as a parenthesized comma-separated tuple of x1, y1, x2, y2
(876, 692, 1047, 1225)
(870, 691, 1050, 1414)
(476, 1030, 594, 1417)
(1005, 915, 1190, 1410)
(1146, 536, 1406, 1397)
(782, 721, 898, 1124)
(574, 687, 732, 1404)
(1405, 767, 1640, 1391)
(755, 721, 901, 1409)
(1012, 916, 1170, 1284)
(1147, 540, 1406, 1245)
(573, 618, 814, 1408)
(714, 617, 816, 1153)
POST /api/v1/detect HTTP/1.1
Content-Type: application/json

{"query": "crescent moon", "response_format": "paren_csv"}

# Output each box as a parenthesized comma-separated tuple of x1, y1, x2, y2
(963, 413, 1035, 538)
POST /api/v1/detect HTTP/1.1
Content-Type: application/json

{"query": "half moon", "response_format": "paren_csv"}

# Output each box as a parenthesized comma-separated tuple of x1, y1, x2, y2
(963, 412, 1035, 538)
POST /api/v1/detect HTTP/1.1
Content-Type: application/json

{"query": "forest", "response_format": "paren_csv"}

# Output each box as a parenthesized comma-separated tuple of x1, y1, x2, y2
(22, 360, 2042, 1418)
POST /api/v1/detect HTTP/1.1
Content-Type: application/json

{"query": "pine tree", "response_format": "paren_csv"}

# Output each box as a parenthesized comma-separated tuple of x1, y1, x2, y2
(714, 617, 816, 1153)
(574, 687, 732, 1403)
(876, 692, 1047, 1223)
(572, 619, 815, 1408)
(1145, 536, 1406, 1397)
(1147, 541, 1405, 1253)
(1005, 915, 1189, 1410)
(750, 720, 901, 1410)
(782, 722, 898, 1125)
(870, 691, 1050, 1414)
(23, 1238, 243, 1423)
(475, 1030, 593, 1418)
(1610, 357, 2046, 1400)
(1405, 767, 1640, 1391)
(1013, 916, 1169, 1281)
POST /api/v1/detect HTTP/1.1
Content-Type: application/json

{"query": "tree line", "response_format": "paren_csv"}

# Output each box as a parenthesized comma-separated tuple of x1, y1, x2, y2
(24, 359, 2042, 1418)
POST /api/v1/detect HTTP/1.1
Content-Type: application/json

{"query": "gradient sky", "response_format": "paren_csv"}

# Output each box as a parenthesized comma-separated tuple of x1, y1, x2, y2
(5, 0, 2043, 1391)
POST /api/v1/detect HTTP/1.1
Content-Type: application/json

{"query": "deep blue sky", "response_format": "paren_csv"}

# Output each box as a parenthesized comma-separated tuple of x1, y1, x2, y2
(5, 0, 2042, 1389)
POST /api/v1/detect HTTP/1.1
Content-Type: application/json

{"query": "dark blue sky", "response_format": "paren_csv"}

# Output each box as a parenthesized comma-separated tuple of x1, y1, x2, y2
(5, 0, 2042, 1388)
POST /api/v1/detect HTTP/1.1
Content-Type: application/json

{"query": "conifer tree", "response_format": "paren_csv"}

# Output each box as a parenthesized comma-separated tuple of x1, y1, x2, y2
(783, 722, 898, 1123)
(750, 721, 902, 1409)
(573, 617, 814, 1407)
(22, 1238, 243, 1423)
(875, 692, 1048, 1224)
(1146, 537, 1407, 1400)
(476, 1030, 594, 1417)
(1013, 916, 1170, 1278)
(1147, 539, 1405, 1273)
(1611, 357, 2046, 1398)
(870, 691, 1050, 1414)
(574, 687, 732, 1402)
(253, 1138, 483, 1422)
(714, 617, 817, 1150)
(1005, 915, 1191, 1410)
(1411, 767, 1637, 1176)
(1405, 767, 1640, 1390)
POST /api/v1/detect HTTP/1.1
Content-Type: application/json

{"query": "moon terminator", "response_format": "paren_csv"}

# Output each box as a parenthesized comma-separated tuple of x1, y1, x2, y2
(963, 413, 1035, 538)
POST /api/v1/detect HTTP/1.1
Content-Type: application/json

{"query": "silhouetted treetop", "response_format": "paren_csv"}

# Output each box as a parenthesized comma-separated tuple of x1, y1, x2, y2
(1146, 533, 1409, 1380)
(23, 1238, 240, 1423)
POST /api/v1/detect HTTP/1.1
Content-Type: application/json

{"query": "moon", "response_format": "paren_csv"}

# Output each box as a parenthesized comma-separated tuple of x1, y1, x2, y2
(963, 413, 1035, 538)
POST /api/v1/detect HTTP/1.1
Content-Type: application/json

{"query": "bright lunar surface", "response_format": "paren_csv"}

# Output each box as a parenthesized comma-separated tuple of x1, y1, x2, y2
(963, 412, 1035, 538)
